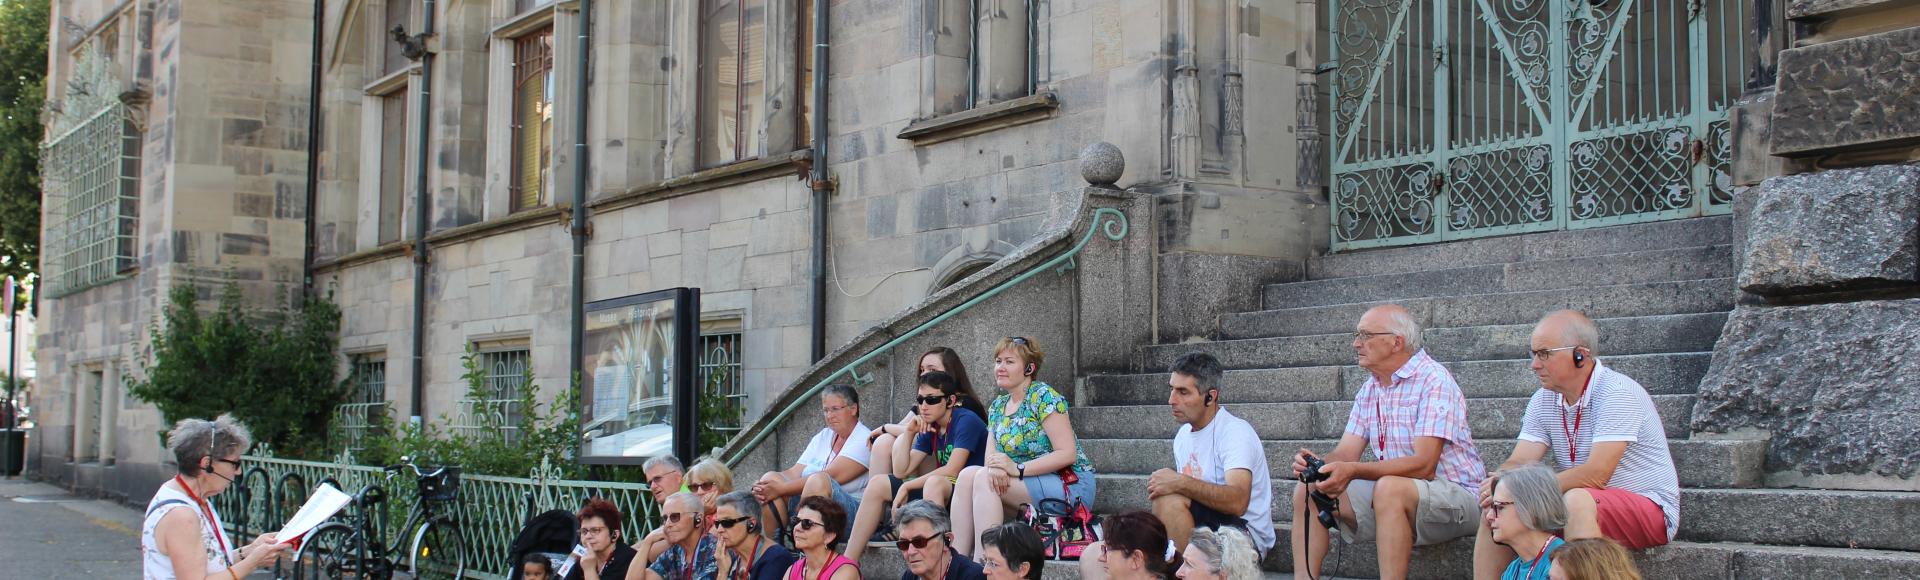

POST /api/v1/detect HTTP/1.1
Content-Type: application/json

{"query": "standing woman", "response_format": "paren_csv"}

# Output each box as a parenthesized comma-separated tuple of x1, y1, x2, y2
(868, 348, 986, 476)
(143, 415, 290, 580)
(952, 336, 1097, 555)
(785, 496, 860, 580)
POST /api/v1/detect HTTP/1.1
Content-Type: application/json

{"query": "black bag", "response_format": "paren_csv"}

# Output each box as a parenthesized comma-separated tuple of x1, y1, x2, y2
(507, 509, 579, 580)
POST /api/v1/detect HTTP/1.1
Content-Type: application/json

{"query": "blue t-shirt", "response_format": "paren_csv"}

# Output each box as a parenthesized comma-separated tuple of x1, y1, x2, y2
(1500, 537, 1565, 580)
(739, 543, 796, 580)
(911, 407, 989, 469)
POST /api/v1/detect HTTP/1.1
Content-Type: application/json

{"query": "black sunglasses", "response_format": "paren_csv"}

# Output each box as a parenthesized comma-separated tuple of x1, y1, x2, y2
(915, 395, 950, 406)
(1006, 337, 1030, 346)
(663, 512, 702, 526)
(791, 517, 824, 532)
(713, 516, 754, 530)
(896, 533, 948, 552)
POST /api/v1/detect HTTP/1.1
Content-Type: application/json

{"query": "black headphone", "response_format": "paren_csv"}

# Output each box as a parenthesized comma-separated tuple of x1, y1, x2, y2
(1025, 363, 1035, 376)
(746, 519, 761, 533)
(1203, 390, 1216, 406)
(1572, 349, 1587, 368)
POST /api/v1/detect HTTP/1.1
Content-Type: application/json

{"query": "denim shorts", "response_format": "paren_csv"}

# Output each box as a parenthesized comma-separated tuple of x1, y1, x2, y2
(784, 477, 862, 536)
(1022, 468, 1097, 506)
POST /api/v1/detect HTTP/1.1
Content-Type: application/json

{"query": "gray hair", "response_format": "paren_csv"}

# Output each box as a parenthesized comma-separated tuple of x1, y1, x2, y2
(167, 414, 252, 477)
(894, 500, 951, 534)
(1188, 527, 1261, 580)
(1499, 465, 1568, 532)
(1379, 306, 1424, 352)
(715, 491, 758, 519)
(665, 491, 704, 513)
(1542, 310, 1602, 355)
(643, 454, 684, 474)
(1168, 352, 1224, 395)
(822, 384, 860, 408)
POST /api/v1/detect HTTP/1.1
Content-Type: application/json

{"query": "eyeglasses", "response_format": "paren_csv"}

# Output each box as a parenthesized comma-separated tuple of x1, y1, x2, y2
(895, 533, 947, 552)
(689, 481, 718, 493)
(915, 395, 949, 406)
(215, 457, 243, 471)
(578, 525, 610, 536)
(648, 473, 681, 486)
(791, 517, 824, 532)
(713, 516, 754, 530)
(822, 404, 851, 415)
(1353, 330, 1395, 342)
(1486, 500, 1516, 517)
(1529, 346, 1580, 361)
(663, 512, 702, 526)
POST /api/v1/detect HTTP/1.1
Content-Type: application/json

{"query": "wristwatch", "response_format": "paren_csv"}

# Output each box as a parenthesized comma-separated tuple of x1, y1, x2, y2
(1017, 463, 1026, 479)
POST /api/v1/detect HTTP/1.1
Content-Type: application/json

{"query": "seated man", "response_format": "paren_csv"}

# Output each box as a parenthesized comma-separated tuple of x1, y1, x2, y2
(750, 385, 873, 538)
(1152, 352, 1274, 555)
(634, 492, 718, 580)
(645, 455, 690, 506)
(1471, 310, 1680, 580)
(1290, 304, 1486, 580)
(894, 500, 987, 580)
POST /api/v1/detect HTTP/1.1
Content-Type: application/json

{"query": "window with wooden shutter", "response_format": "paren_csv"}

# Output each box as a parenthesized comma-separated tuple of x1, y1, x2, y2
(698, 0, 767, 167)
(511, 29, 555, 213)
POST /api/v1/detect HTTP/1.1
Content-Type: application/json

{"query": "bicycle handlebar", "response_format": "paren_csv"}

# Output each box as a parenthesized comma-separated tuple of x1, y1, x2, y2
(384, 456, 448, 479)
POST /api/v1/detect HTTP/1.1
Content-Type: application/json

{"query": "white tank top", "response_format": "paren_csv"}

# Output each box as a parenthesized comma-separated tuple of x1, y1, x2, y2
(142, 482, 233, 580)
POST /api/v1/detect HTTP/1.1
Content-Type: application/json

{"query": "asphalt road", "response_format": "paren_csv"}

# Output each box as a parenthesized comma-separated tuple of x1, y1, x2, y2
(0, 477, 145, 578)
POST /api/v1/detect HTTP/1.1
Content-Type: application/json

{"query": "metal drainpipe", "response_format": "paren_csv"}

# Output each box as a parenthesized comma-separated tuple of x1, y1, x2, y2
(303, 0, 324, 297)
(569, 0, 592, 397)
(809, 0, 831, 362)
(409, 0, 436, 424)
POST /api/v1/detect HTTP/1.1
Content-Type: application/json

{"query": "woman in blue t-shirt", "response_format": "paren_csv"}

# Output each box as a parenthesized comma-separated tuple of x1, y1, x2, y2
(1488, 465, 1568, 580)
(843, 371, 989, 561)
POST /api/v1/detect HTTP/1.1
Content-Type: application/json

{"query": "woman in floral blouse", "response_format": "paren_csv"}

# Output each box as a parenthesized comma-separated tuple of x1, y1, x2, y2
(951, 336, 1097, 555)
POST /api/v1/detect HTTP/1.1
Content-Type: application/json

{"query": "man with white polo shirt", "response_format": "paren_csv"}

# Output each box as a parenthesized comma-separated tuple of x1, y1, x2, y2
(1471, 310, 1680, 580)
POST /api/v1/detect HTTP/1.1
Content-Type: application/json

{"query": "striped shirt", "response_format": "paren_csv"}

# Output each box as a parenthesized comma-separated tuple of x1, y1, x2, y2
(1518, 361, 1681, 539)
(1344, 349, 1487, 494)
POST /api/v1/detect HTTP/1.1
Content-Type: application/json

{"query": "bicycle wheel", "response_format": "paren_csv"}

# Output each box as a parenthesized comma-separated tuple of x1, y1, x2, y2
(293, 522, 362, 580)
(408, 519, 467, 579)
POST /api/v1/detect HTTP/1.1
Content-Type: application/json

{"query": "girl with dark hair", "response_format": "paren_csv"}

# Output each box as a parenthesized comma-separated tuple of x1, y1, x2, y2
(521, 552, 558, 580)
(843, 371, 992, 560)
(868, 348, 986, 459)
(786, 496, 860, 580)
(1084, 511, 1182, 580)
(977, 523, 1045, 580)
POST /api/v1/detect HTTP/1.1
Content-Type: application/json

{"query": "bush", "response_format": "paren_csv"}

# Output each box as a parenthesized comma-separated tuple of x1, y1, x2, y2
(354, 346, 584, 479)
(126, 281, 346, 459)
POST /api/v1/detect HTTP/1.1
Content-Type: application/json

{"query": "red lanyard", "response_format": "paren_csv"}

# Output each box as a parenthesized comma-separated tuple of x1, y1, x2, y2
(733, 537, 762, 580)
(1522, 539, 1552, 578)
(681, 543, 698, 580)
(1559, 404, 1583, 465)
(174, 476, 233, 565)
(1374, 396, 1391, 457)
(825, 433, 847, 465)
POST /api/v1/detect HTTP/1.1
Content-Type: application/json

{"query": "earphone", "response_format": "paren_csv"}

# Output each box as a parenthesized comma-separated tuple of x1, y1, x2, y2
(1203, 391, 1215, 406)
(1025, 363, 1035, 376)
(1572, 349, 1586, 368)
(746, 519, 761, 533)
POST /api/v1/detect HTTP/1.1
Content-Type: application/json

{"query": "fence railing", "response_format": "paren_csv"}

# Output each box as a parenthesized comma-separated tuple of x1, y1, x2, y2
(216, 450, 659, 580)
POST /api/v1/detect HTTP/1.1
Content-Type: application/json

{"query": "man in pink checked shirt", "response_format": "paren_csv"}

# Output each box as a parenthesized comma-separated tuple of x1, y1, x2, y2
(1288, 304, 1487, 580)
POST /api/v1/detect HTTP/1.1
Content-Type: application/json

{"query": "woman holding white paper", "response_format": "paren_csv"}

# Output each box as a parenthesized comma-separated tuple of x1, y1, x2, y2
(142, 415, 289, 580)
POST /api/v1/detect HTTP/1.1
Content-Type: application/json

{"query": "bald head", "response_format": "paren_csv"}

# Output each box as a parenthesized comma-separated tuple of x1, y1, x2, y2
(1534, 310, 1600, 354)
(1360, 304, 1423, 352)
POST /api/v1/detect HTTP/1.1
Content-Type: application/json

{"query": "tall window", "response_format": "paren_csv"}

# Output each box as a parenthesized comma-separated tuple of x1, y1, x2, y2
(378, 95, 407, 244)
(512, 30, 555, 212)
(699, 0, 767, 167)
(338, 355, 388, 451)
(455, 346, 531, 443)
(797, 0, 815, 145)
(696, 326, 745, 452)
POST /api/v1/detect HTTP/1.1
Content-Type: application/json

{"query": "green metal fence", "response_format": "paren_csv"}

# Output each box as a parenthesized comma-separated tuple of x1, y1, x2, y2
(217, 451, 660, 580)
(1329, 0, 1750, 250)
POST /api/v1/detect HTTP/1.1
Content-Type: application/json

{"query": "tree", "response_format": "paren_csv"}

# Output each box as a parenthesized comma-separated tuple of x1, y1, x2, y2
(0, 0, 47, 306)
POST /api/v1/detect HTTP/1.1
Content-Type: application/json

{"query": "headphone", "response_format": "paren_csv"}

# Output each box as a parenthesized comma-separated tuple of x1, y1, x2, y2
(1203, 390, 1216, 406)
(1025, 363, 1035, 377)
(746, 519, 761, 533)
(203, 421, 233, 483)
(1572, 349, 1587, 368)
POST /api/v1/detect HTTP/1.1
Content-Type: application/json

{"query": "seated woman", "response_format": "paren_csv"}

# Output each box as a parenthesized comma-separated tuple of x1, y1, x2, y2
(569, 498, 639, 580)
(1487, 465, 1568, 580)
(976, 523, 1046, 580)
(712, 491, 797, 580)
(1084, 511, 1182, 580)
(750, 385, 873, 538)
(951, 337, 1097, 555)
(868, 348, 987, 474)
(1177, 527, 1260, 580)
(844, 371, 989, 560)
(639, 457, 736, 565)
(786, 496, 861, 580)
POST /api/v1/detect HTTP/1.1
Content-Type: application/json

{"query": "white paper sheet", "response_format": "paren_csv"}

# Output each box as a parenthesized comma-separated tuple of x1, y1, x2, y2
(274, 483, 355, 544)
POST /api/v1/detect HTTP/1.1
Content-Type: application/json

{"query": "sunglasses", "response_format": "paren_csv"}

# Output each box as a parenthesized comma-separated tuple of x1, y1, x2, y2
(214, 457, 243, 470)
(689, 481, 719, 493)
(663, 512, 703, 526)
(713, 516, 754, 530)
(1006, 337, 1030, 346)
(791, 517, 824, 532)
(896, 533, 947, 552)
(915, 395, 950, 406)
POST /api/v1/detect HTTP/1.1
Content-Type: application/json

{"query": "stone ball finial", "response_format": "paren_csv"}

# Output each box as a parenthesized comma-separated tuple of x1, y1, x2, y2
(1080, 142, 1124, 187)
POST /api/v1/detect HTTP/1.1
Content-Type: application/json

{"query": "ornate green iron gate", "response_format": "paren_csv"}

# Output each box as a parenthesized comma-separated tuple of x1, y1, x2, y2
(1329, 0, 1750, 250)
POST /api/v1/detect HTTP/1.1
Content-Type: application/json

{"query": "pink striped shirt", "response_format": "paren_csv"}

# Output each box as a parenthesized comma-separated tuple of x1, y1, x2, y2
(1343, 349, 1487, 494)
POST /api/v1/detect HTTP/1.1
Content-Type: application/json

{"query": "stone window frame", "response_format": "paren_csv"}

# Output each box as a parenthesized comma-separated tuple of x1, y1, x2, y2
(897, 0, 1054, 145)
(665, 0, 811, 178)
(360, 0, 419, 249)
(486, 1, 581, 220)
(338, 351, 390, 451)
(456, 339, 535, 443)
(509, 26, 557, 213)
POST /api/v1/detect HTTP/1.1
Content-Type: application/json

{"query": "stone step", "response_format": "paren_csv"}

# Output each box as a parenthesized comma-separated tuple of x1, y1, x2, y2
(1226, 278, 1735, 340)
(1071, 395, 1695, 442)
(1086, 352, 1711, 406)
(1265, 245, 1734, 310)
(1265, 534, 1920, 579)
(1307, 216, 1733, 280)
(1080, 438, 1766, 489)
(1139, 312, 1727, 371)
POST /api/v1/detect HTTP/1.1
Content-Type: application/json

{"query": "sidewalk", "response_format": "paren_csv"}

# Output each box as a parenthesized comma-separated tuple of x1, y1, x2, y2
(0, 476, 144, 577)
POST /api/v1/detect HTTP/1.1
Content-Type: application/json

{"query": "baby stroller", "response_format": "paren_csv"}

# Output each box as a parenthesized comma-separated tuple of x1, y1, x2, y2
(507, 509, 579, 580)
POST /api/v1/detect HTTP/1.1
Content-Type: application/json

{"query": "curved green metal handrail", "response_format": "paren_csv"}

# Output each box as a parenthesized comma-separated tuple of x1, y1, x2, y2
(724, 206, 1130, 467)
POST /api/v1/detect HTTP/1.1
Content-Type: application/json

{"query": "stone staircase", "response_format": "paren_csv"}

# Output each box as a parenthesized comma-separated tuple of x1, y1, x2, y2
(1060, 217, 1920, 579)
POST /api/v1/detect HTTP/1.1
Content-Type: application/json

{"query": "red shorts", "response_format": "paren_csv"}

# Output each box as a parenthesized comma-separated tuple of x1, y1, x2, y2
(1586, 487, 1669, 549)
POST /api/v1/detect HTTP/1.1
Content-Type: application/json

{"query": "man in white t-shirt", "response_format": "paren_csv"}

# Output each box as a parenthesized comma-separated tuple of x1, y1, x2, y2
(750, 384, 873, 538)
(1471, 310, 1680, 580)
(1153, 352, 1276, 554)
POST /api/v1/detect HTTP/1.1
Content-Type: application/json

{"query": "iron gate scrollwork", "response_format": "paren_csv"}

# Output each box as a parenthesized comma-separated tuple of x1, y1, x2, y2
(1329, 0, 1750, 250)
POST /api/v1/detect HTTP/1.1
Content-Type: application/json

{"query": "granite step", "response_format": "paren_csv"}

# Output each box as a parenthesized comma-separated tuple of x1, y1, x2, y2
(1265, 245, 1734, 310)
(1086, 352, 1711, 406)
(1308, 216, 1733, 280)
(1138, 312, 1727, 371)
(1070, 395, 1695, 442)
(1080, 437, 1766, 489)
(1227, 278, 1735, 340)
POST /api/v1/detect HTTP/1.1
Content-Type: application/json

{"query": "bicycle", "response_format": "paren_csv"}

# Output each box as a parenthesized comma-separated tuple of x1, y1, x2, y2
(292, 456, 468, 579)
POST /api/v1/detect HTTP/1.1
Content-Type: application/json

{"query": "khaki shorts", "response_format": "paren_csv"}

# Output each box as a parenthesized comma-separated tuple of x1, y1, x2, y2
(1335, 478, 1480, 546)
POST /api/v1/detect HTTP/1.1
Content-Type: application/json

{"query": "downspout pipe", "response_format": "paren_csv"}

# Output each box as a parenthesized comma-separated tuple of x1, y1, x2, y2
(303, 0, 323, 298)
(409, 0, 436, 424)
(808, 0, 830, 362)
(569, 0, 592, 400)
